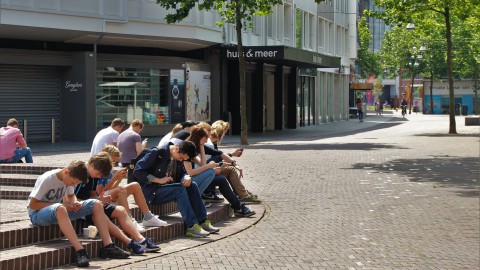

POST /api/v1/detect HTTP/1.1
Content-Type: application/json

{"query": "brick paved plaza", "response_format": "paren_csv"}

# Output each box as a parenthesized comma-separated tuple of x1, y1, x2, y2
(2, 112, 479, 269)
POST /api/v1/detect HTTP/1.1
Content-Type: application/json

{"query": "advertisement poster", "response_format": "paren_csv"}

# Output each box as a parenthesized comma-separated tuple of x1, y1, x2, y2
(186, 71, 211, 122)
(170, 70, 185, 124)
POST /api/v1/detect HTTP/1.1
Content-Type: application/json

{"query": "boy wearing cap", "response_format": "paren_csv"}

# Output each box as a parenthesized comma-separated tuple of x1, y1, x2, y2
(28, 160, 131, 268)
(157, 121, 197, 148)
(90, 118, 125, 156)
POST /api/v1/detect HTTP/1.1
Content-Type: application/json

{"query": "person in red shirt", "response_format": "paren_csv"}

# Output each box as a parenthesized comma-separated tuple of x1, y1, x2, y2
(0, 118, 33, 163)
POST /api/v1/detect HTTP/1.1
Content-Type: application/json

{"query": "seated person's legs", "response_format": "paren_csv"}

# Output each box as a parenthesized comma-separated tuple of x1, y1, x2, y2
(144, 185, 212, 237)
(89, 200, 131, 259)
(29, 202, 84, 251)
(219, 166, 249, 199)
(109, 206, 160, 252)
(191, 168, 215, 194)
(123, 182, 166, 226)
(208, 175, 255, 217)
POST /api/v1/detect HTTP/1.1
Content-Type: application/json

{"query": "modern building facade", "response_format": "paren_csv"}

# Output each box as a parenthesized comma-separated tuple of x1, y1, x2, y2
(0, 0, 356, 142)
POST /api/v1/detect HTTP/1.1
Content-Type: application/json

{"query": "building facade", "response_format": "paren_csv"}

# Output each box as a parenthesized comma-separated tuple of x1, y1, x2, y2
(0, 0, 356, 142)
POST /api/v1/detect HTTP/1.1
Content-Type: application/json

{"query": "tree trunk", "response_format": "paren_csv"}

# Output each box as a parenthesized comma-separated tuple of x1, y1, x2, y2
(236, 5, 249, 145)
(430, 72, 433, 114)
(445, 7, 457, 134)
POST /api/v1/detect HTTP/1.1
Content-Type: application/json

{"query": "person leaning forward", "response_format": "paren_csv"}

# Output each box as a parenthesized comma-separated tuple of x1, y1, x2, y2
(133, 140, 220, 238)
(0, 118, 33, 163)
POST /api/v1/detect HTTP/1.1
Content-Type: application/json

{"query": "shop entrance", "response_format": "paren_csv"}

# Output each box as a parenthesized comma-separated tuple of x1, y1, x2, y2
(298, 76, 315, 127)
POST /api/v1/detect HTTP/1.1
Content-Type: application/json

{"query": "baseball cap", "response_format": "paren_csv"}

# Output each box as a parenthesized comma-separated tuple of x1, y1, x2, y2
(181, 121, 197, 128)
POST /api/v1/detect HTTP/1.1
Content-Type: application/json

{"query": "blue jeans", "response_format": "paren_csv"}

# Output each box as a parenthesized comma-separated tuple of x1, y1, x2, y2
(191, 168, 215, 194)
(209, 175, 242, 210)
(0, 147, 33, 163)
(358, 110, 364, 122)
(29, 199, 96, 226)
(142, 182, 207, 227)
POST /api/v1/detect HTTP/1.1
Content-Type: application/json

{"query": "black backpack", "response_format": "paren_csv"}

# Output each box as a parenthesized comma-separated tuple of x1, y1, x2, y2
(127, 147, 157, 184)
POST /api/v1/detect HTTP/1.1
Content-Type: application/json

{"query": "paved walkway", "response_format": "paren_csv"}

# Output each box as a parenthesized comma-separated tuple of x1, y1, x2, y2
(7, 112, 480, 269)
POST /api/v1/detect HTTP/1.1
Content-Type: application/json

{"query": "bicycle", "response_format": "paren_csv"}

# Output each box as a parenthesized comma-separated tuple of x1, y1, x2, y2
(401, 105, 407, 118)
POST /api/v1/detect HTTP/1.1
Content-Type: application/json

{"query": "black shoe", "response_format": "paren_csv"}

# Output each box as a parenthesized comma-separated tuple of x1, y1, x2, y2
(234, 203, 256, 217)
(75, 249, 89, 267)
(99, 243, 130, 259)
(202, 192, 224, 203)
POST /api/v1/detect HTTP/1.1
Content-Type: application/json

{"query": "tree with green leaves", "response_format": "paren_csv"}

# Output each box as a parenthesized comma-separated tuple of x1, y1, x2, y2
(357, 17, 381, 78)
(367, 0, 480, 134)
(156, 0, 281, 144)
(378, 25, 447, 114)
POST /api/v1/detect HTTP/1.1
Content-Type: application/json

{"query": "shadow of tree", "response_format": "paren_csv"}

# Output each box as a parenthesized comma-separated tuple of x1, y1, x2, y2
(350, 156, 480, 198)
(245, 142, 408, 151)
(238, 121, 404, 144)
(415, 133, 480, 138)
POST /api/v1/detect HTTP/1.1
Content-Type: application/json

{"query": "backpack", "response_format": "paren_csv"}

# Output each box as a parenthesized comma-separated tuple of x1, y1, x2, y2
(127, 147, 158, 183)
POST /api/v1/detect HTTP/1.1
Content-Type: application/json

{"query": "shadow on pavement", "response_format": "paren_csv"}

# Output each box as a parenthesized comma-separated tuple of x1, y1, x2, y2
(350, 156, 480, 198)
(240, 121, 403, 145)
(245, 142, 407, 151)
(415, 133, 480, 137)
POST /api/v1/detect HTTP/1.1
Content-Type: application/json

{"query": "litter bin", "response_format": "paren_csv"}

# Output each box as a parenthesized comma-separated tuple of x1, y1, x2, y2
(462, 105, 468, 116)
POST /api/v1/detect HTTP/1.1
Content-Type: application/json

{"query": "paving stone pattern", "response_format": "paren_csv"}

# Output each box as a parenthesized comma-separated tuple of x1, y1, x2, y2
(112, 114, 479, 270)
(2, 113, 479, 270)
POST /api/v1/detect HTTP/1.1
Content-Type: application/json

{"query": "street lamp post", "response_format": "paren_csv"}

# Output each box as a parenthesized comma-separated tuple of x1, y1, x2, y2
(408, 46, 424, 114)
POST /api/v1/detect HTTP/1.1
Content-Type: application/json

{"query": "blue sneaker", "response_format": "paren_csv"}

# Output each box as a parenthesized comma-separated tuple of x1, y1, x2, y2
(234, 203, 256, 217)
(127, 239, 146, 255)
(140, 238, 161, 252)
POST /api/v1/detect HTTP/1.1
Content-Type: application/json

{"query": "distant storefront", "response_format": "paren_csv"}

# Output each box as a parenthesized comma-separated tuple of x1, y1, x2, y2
(423, 80, 479, 115)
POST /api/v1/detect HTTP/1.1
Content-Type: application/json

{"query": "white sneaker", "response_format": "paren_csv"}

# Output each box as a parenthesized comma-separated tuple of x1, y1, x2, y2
(142, 215, 168, 227)
(131, 218, 146, 233)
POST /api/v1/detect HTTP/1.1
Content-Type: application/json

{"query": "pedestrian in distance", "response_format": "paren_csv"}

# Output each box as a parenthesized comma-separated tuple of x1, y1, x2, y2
(356, 98, 364, 123)
(0, 118, 33, 163)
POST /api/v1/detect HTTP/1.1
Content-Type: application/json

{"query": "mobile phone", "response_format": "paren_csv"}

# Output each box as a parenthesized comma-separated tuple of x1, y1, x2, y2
(218, 162, 223, 166)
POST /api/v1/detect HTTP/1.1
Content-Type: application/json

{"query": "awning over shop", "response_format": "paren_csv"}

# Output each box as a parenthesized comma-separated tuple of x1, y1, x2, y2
(224, 45, 340, 68)
(350, 83, 374, 90)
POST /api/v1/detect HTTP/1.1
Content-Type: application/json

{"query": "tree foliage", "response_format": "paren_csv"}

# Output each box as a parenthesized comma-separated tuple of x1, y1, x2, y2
(366, 0, 480, 133)
(357, 17, 381, 77)
(156, 0, 281, 144)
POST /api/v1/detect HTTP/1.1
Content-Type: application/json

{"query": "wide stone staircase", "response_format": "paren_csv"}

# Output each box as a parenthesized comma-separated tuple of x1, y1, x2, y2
(0, 164, 232, 270)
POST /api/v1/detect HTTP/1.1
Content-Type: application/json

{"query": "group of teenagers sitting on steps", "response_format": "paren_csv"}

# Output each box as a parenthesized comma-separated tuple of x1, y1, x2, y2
(27, 118, 260, 267)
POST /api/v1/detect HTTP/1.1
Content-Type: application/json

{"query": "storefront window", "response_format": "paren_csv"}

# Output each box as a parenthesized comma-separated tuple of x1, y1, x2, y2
(96, 67, 170, 128)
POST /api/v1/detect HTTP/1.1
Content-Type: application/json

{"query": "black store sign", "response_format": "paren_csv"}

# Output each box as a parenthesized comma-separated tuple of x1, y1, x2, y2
(225, 45, 340, 68)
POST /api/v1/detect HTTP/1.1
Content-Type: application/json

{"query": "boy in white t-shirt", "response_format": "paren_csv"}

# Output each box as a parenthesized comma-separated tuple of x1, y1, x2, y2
(90, 118, 125, 156)
(28, 160, 130, 267)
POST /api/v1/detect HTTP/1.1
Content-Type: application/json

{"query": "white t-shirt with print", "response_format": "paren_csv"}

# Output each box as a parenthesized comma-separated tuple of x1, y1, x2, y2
(90, 126, 119, 156)
(27, 169, 75, 214)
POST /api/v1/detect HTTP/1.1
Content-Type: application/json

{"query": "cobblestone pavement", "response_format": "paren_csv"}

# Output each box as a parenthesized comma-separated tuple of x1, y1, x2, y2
(20, 113, 480, 269)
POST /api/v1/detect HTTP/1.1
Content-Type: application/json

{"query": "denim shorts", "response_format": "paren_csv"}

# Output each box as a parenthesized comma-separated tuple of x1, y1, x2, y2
(29, 199, 97, 226)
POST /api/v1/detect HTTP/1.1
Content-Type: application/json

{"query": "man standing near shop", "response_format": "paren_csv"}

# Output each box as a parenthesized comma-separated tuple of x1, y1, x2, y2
(0, 118, 33, 163)
(90, 118, 125, 156)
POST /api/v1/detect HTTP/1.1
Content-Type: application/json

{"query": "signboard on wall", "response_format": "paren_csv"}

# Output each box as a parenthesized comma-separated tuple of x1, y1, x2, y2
(170, 70, 185, 124)
(186, 70, 211, 122)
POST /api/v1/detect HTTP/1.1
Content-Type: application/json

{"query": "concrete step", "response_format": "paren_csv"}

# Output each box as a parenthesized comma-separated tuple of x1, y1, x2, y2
(0, 203, 230, 270)
(0, 201, 179, 250)
(0, 174, 39, 187)
(0, 185, 32, 199)
(0, 164, 60, 175)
